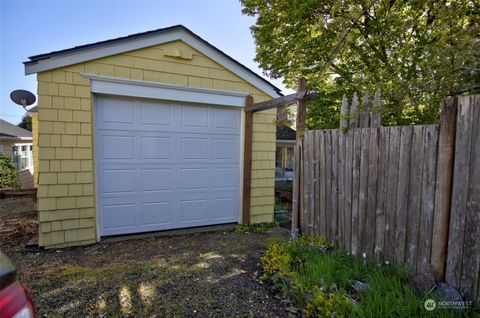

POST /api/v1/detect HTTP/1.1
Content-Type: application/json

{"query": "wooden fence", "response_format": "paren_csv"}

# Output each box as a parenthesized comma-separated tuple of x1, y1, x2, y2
(292, 93, 480, 300)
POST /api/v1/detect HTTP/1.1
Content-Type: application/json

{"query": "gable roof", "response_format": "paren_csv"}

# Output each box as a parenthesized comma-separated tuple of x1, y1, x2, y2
(24, 25, 282, 98)
(276, 125, 296, 141)
(0, 119, 32, 139)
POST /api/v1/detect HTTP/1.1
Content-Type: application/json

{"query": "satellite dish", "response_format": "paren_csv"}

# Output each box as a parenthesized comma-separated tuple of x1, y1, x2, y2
(10, 90, 36, 110)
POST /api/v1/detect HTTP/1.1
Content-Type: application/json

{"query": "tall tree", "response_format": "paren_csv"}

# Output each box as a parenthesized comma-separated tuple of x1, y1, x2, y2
(18, 114, 32, 131)
(241, 0, 480, 127)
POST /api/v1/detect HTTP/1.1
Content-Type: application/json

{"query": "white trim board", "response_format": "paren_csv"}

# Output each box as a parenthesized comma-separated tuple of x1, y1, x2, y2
(24, 28, 281, 98)
(84, 74, 249, 107)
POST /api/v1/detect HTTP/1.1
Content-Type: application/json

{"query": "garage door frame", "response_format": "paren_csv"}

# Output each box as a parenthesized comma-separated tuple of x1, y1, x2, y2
(88, 75, 249, 240)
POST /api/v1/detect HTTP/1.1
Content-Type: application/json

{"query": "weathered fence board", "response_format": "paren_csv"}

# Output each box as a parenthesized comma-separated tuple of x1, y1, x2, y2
(293, 93, 480, 300)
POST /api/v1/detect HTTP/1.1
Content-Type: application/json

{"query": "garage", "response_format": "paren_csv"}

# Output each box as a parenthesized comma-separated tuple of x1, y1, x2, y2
(25, 25, 280, 248)
(95, 95, 241, 236)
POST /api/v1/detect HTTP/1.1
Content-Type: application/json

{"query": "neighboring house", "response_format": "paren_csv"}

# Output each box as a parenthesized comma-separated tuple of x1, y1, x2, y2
(276, 125, 295, 181)
(24, 25, 282, 248)
(0, 118, 34, 188)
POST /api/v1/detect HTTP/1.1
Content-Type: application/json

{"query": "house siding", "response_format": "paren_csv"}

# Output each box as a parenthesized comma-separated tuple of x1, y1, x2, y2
(31, 113, 39, 187)
(35, 40, 276, 248)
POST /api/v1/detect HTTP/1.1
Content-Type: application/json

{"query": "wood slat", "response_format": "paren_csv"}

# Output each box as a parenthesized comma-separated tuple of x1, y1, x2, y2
(351, 129, 361, 256)
(417, 125, 439, 271)
(292, 142, 300, 232)
(341, 95, 349, 130)
(365, 128, 379, 255)
(308, 131, 315, 235)
(385, 126, 401, 263)
(371, 89, 382, 128)
(405, 125, 425, 272)
(359, 93, 370, 128)
(394, 126, 413, 265)
(358, 128, 370, 255)
(459, 94, 480, 300)
(374, 127, 390, 261)
(446, 95, 475, 288)
(331, 130, 339, 243)
(319, 131, 327, 237)
(350, 93, 359, 129)
(325, 131, 333, 241)
(338, 131, 346, 249)
(345, 131, 354, 251)
(431, 97, 458, 281)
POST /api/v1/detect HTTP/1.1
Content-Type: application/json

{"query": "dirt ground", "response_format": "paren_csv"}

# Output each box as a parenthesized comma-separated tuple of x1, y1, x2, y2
(0, 196, 38, 252)
(2, 198, 296, 317)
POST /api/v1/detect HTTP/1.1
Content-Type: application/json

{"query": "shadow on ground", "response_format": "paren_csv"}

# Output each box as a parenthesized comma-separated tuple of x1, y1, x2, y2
(7, 229, 294, 317)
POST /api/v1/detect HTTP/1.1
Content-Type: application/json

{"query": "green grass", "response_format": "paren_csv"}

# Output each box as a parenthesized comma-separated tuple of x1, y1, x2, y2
(234, 222, 275, 234)
(260, 236, 479, 317)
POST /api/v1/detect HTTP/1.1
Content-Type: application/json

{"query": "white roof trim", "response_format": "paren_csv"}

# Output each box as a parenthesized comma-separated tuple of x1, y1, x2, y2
(84, 74, 249, 107)
(25, 28, 281, 98)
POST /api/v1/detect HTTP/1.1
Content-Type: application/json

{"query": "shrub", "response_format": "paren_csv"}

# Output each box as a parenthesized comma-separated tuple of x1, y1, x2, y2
(0, 155, 20, 188)
(234, 223, 274, 234)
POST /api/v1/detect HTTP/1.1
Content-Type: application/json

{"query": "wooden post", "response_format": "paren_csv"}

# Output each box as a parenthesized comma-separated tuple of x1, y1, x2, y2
(242, 95, 254, 224)
(296, 78, 307, 139)
(340, 95, 349, 130)
(431, 96, 457, 280)
(371, 89, 382, 128)
(359, 92, 370, 128)
(350, 93, 359, 128)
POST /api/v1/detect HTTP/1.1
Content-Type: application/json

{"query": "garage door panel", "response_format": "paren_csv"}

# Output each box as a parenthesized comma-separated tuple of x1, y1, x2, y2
(102, 135, 135, 159)
(96, 95, 240, 236)
(212, 168, 238, 189)
(213, 138, 238, 159)
(180, 168, 208, 190)
(182, 105, 209, 127)
(140, 201, 173, 226)
(180, 198, 209, 223)
(181, 137, 209, 159)
(141, 137, 172, 159)
(211, 197, 237, 219)
(141, 169, 172, 191)
(102, 203, 136, 229)
(100, 98, 135, 124)
(140, 101, 172, 126)
(102, 169, 135, 193)
(213, 108, 240, 129)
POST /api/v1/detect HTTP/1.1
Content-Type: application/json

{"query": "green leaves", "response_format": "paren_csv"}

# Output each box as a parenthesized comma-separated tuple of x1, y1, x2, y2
(241, 0, 480, 127)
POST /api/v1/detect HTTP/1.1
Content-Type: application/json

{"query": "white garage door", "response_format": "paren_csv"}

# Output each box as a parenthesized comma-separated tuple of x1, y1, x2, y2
(94, 95, 241, 236)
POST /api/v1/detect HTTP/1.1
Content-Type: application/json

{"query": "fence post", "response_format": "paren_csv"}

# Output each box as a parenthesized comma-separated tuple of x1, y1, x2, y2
(431, 96, 457, 281)
(296, 78, 307, 139)
(242, 95, 254, 224)
(371, 89, 382, 128)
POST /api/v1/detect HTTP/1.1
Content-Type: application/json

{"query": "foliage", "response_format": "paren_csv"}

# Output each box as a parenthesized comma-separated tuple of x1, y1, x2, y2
(0, 155, 21, 189)
(259, 234, 475, 317)
(241, 0, 480, 127)
(18, 114, 32, 131)
(234, 222, 275, 234)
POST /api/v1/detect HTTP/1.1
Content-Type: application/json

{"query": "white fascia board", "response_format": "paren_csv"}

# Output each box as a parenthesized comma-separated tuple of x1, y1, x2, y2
(25, 29, 281, 98)
(84, 74, 249, 107)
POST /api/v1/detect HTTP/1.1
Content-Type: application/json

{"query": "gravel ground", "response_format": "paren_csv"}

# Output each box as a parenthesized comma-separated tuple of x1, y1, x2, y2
(6, 226, 296, 317)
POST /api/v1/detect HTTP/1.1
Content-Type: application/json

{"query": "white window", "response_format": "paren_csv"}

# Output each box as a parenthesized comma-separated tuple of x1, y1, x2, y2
(11, 144, 33, 170)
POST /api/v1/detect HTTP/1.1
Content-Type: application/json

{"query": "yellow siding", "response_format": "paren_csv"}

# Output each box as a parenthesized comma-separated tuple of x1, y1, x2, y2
(31, 114, 39, 187)
(36, 40, 276, 248)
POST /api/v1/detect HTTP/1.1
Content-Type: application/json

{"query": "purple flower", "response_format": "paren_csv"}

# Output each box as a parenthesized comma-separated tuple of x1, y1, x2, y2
(291, 228, 300, 239)
(308, 242, 315, 248)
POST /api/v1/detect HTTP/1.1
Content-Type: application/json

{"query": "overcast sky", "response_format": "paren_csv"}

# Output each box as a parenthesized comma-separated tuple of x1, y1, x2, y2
(0, 0, 292, 125)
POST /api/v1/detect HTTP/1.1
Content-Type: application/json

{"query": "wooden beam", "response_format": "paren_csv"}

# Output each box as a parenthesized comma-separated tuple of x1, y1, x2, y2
(431, 96, 457, 281)
(245, 91, 306, 113)
(296, 78, 307, 139)
(242, 95, 254, 224)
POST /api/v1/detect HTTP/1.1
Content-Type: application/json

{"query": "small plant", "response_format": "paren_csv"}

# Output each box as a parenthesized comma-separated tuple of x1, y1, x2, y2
(234, 223, 274, 234)
(0, 155, 21, 189)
